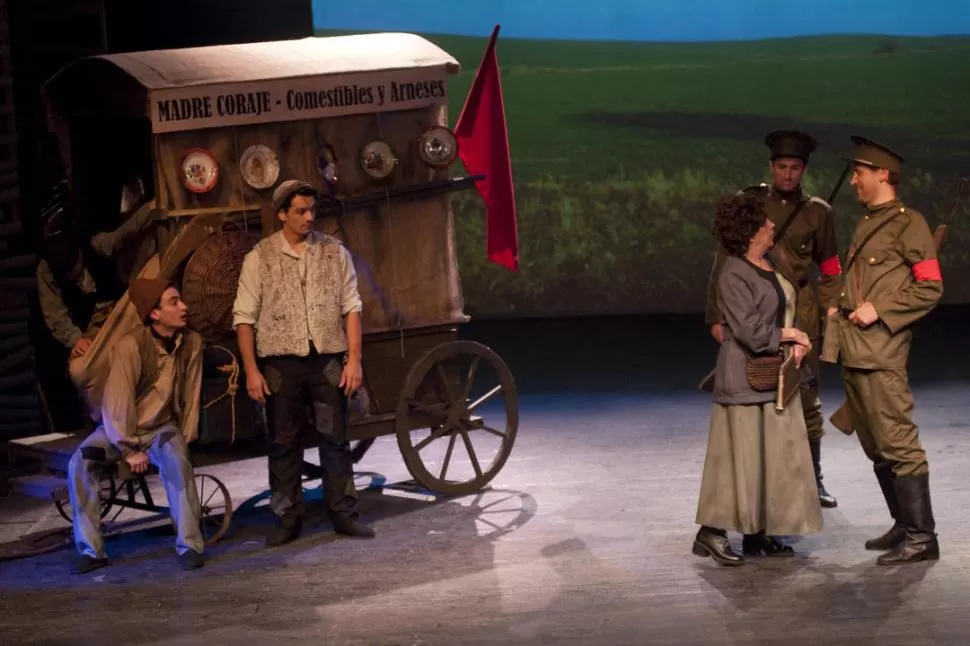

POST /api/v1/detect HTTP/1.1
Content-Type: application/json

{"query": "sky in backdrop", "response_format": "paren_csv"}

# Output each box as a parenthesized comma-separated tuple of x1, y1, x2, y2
(312, 0, 968, 41)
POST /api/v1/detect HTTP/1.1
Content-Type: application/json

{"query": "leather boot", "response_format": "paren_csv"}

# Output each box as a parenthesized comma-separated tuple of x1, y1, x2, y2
(266, 514, 302, 548)
(742, 531, 794, 557)
(809, 438, 837, 508)
(866, 462, 906, 551)
(877, 472, 940, 565)
(692, 526, 744, 566)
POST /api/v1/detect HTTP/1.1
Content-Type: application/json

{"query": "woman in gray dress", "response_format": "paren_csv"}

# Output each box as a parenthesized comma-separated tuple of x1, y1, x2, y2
(693, 193, 823, 566)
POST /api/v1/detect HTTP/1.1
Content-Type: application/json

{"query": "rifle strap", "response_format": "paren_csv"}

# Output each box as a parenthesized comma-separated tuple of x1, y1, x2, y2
(773, 195, 810, 243)
(843, 209, 905, 275)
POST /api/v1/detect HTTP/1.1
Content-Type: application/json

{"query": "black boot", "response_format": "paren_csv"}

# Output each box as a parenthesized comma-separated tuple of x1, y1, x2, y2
(266, 514, 302, 548)
(810, 439, 838, 508)
(866, 462, 906, 551)
(692, 526, 744, 566)
(877, 472, 939, 565)
(742, 531, 794, 557)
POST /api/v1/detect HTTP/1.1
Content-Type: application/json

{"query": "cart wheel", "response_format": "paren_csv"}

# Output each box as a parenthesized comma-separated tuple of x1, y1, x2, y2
(194, 473, 232, 546)
(395, 340, 518, 496)
(54, 473, 116, 525)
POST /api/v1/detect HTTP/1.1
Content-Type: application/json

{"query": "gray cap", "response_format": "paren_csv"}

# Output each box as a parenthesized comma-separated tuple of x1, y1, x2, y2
(272, 179, 316, 213)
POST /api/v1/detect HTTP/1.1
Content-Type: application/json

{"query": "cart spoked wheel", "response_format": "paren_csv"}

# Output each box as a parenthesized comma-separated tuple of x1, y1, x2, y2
(54, 473, 117, 525)
(395, 340, 518, 496)
(193, 473, 232, 546)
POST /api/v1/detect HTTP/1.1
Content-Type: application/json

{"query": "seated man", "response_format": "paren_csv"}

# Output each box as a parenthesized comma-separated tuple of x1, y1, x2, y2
(66, 278, 205, 574)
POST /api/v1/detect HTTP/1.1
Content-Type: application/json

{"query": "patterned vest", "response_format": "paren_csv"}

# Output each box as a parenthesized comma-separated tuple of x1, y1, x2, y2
(253, 231, 346, 358)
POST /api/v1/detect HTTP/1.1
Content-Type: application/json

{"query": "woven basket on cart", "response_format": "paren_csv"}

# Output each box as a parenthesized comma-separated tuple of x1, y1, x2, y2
(181, 229, 258, 343)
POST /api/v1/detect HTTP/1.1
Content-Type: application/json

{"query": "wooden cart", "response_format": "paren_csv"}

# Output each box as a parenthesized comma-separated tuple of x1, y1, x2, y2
(4, 33, 519, 548)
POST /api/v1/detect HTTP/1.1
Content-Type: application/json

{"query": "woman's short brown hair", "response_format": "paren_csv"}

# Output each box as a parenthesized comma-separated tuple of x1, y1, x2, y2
(714, 193, 768, 257)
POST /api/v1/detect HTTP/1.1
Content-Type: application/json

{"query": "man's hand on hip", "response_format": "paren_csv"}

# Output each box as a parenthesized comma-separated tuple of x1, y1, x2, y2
(848, 302, 879, 328)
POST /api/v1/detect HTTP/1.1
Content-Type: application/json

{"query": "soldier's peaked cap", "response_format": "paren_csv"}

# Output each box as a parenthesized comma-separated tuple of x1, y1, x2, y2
(764, 130, 817, 162)
(843, 135, 904, 174)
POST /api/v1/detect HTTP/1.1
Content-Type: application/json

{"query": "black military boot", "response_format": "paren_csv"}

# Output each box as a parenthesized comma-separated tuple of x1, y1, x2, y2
(692, 526, 745, 566)
(866, 462, 906, 551)
(810, 438, 837, 508)
(877, 472, 939, 565)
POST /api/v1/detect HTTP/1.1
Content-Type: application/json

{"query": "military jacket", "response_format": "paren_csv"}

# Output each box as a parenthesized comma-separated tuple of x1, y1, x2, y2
(705, 184, 842, 338)
(822, 199, 942, 370)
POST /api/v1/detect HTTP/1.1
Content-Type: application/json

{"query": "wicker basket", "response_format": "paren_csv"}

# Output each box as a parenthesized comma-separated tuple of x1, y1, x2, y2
(181, 230, 258, 343)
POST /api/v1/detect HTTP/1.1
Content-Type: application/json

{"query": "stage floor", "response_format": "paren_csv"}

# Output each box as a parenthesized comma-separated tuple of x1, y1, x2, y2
(2, 308, 969, 645)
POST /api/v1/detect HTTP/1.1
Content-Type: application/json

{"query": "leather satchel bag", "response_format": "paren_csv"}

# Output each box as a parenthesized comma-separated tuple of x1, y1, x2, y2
(746, 353, 783, 391)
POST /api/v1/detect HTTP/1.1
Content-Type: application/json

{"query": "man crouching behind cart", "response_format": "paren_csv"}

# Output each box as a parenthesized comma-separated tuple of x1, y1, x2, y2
(67, 278, 205, 574)
(233, 180, 374, 547)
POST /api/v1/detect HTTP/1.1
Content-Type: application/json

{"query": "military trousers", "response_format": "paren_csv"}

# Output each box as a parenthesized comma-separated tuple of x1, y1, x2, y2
(67, 425, 203, 559)
(841, 366, 929, 477)
(801, 341, 824, 443)
(261, 350, 359, 521)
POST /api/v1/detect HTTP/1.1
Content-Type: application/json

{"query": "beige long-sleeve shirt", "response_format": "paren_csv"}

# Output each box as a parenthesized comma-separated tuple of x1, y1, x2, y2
(36, 202, 157, 348)
(101, 328, 203, 455)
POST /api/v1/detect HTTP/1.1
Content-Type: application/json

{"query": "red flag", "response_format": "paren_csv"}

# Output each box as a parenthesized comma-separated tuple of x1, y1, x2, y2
(454, 25, 519, 272)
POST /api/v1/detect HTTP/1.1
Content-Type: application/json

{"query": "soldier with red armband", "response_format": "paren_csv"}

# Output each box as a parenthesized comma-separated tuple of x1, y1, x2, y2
(821, 136, 944, 565)
(706, 130, 843, 514)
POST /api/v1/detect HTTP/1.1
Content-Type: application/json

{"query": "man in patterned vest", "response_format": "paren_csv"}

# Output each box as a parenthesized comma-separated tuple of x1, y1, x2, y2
(705, 130, 843, 509)
(233, 180, 374, 547)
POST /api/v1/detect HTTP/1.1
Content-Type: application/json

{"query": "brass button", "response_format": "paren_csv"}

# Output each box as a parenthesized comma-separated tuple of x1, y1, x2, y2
(901, 207, 906, 212)
(869, 257, 876, 263)
(841, 292, 845, 297)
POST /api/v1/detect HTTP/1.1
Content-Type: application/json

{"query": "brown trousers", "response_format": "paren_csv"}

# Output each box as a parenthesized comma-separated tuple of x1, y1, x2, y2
(841, 366, 928, 477)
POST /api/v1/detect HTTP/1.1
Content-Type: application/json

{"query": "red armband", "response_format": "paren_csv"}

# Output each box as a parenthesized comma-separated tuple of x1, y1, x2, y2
(912, 259, 942, 281)
(819, 255, 842, 277)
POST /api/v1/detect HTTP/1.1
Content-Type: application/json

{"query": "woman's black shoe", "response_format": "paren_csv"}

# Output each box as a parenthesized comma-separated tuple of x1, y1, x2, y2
(692, 526, 745, 566)
(742, 532, 794, 557)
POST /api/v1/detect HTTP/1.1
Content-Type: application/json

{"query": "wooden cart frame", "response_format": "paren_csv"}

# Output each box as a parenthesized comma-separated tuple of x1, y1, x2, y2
(4, 33, 519, 549)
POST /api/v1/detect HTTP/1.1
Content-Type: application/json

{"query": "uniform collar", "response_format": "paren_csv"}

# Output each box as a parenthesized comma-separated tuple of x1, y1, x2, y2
(865, 198, 902, 217)
(770, 184, 804, 203)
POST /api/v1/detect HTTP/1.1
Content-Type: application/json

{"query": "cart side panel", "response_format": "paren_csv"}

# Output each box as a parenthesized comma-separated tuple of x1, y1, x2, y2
(361, 326, 458, 415)
(315, 104, 467, 333)
(154, 120, 315, 216)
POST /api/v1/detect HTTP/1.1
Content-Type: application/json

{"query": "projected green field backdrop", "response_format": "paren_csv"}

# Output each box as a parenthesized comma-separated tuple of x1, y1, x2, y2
(313, 1, 970, 318)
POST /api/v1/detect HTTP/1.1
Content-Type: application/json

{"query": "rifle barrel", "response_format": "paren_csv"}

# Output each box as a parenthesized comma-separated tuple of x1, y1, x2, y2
(319, 175, 485, 217)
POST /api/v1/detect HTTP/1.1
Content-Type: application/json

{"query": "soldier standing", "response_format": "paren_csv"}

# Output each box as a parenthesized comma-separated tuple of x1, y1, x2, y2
(822, 136, 943, 565)
(705, 130, 843, 508)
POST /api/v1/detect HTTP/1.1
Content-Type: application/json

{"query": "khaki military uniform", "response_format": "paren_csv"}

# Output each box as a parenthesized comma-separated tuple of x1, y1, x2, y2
(706, 184, 842, 438)
(823, 198, 942, 475)
(821, 135, 942, 565)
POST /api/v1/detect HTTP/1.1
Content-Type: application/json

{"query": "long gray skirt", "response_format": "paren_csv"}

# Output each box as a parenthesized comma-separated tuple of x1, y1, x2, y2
(695, 397, 823, 536)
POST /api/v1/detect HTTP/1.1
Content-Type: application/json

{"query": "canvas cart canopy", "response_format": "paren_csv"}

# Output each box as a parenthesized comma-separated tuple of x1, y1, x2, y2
(41, 32, 461, 131)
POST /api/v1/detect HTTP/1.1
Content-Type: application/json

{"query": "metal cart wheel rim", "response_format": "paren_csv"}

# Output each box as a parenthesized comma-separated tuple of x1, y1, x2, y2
(395, 340, 519, 496)
(181, 473, 233, 547)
